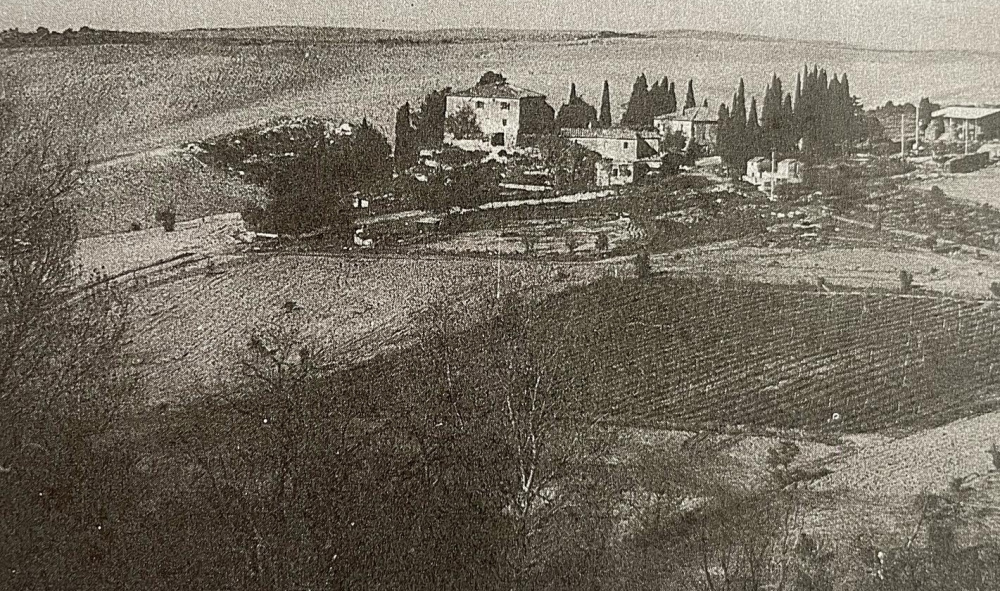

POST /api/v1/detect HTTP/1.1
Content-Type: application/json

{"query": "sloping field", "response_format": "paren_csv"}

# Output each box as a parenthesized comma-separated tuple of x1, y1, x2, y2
(818, 409, 1000, 497)
(916, 164, 1000, 210)
(652, 245, 1000, 298)
(4, 34, 1000, 159)
(75, 212, 246, 280)
(74, 151, 265, 237)
(128, 253, 612, 403)
(535, 276, 1000, 433)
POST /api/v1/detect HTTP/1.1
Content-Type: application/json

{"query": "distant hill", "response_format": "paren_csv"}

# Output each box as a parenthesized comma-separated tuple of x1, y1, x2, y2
(160, 26, 589, 45)
(0, 27, 156, 47)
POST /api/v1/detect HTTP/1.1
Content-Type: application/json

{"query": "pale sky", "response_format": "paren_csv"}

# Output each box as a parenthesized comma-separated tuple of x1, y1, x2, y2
(4, 0, 1000, 53)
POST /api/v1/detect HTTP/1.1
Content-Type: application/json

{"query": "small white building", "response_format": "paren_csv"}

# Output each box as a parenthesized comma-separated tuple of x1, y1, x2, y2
(743, 157, 804, 189)
(931, 106, 1000, 143)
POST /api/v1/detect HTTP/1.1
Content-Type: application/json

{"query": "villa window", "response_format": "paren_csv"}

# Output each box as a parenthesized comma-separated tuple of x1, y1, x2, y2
(500, 102, 511, 110)
(476, 101, 484, 109)
(623, 141, 629, 149)
(502, 119, 508, 126)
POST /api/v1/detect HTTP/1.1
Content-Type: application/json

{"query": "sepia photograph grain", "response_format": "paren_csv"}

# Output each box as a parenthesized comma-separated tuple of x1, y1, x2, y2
(3, 1, 1000, 589)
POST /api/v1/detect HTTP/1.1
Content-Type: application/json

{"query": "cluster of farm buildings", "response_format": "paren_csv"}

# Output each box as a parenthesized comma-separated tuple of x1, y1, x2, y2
(442, 75, 1000, 187)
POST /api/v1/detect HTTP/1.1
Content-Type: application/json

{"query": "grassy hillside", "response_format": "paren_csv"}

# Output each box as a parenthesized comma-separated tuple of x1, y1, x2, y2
(74, 151, 265, 237)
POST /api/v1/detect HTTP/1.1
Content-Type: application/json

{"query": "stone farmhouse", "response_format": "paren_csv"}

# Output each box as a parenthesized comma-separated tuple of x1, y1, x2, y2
(445, 77, 554, 149)
(560, 128, 662, 187)
(654, 105, 720, 151)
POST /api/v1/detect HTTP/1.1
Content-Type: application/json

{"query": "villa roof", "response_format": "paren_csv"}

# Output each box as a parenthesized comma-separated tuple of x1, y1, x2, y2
(655, 105, 719, 123)
(449, 82, 545, 100)
(931, 106, 1000, 121)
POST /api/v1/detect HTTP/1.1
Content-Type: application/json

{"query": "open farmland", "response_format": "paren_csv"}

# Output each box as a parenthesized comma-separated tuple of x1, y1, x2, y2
(127, 252, 617, 403)
(5, 32, 1000, 161)
(513, 276, 1000, 434)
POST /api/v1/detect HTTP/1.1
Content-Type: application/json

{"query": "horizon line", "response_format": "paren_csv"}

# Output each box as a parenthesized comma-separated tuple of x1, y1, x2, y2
(4, 23, 992, 57)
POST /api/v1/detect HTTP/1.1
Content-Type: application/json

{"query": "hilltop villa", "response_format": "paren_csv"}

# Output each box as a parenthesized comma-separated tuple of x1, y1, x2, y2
(445, 74, 554, 149)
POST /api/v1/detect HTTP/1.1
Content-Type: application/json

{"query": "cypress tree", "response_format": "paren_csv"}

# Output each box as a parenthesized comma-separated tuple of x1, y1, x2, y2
(747, 96, 762, 159)
(840, 73, 855, 149)
(761, 76, 777, 152)
(782, 93, 795, 152)
(717, 103, 732, 169)
(732, 79, 747, 136)
(556, 85, 598, 129)
(649, 79, 666, 116)
(685, 79, 697, 110)
(599, 80, 612, 128)
(622, 73, 652, 129)
(394, 102, 417, 170)
(730, 80, 749, 174)
(666, 82, 678, 114)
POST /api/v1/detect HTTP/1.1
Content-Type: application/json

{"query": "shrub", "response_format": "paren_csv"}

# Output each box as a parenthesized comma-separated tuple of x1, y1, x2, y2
(595, 231, 610, 253)
(445, 105, 483, 140)
(521, 233, 540, 255)
(991, 282, 1000, 298)
(155, 205, 177, 232)
(634, 251, 651, 278)
(564, 233, 582, 254)
(988, 443, 1000, 471)
(899, 269, 913, 293)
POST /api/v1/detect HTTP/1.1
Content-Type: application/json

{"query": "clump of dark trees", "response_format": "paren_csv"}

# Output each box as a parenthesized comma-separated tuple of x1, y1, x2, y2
(197, 117, 392, 237)
(620, 74, 699, 130)
(555, 83, 599, 129)
(716, 66, 864, 176)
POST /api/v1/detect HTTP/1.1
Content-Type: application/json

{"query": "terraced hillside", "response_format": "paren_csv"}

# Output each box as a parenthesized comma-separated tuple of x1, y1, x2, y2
(535, 277, 1000, 433)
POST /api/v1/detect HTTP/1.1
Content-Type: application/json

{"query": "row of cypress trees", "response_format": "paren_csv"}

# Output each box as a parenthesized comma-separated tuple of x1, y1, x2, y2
(717, 66, 859, 174)
(555, 75, 700, 131)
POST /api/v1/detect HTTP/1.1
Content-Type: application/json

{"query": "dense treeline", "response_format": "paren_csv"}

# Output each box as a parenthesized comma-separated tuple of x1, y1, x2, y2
(0, 26, 156, 46)
(394, 86, 452, 167)
(717, 66, 862, 175)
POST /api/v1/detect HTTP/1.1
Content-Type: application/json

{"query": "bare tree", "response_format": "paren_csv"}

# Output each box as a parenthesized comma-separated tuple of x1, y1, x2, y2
(0, 81, 136, 588)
